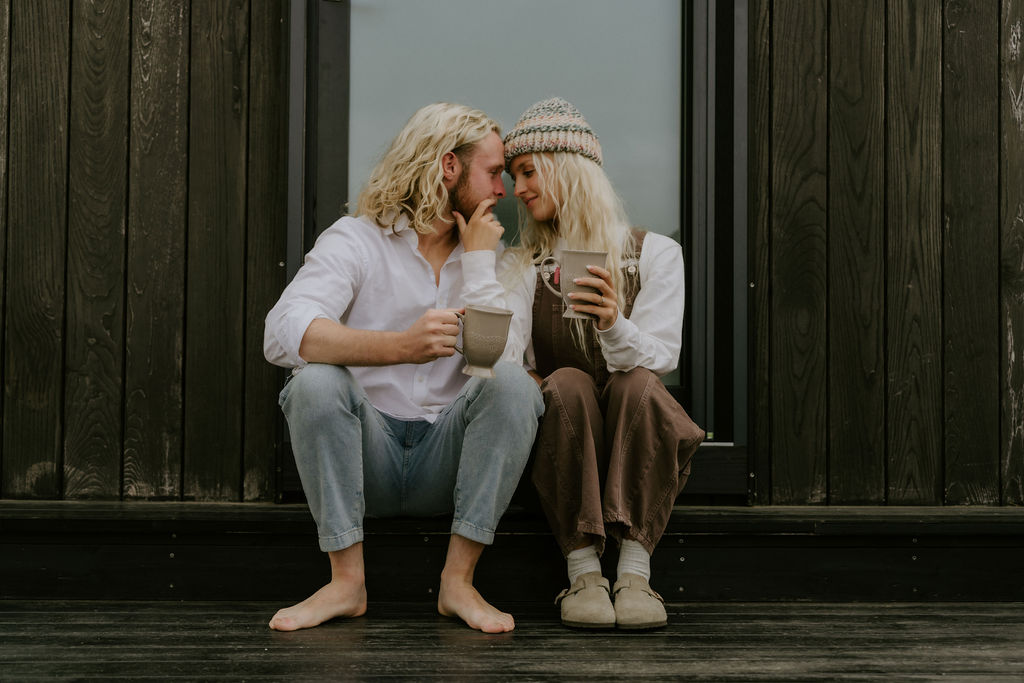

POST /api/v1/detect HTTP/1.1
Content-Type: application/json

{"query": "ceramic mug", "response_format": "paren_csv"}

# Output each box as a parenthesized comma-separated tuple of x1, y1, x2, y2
(540, 250, 608, 319)
(455, 305, 513, 378)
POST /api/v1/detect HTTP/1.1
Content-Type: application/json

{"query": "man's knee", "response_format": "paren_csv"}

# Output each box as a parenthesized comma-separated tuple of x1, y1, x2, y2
(476, 362, 544, 418)
(282, 363, 360, 421)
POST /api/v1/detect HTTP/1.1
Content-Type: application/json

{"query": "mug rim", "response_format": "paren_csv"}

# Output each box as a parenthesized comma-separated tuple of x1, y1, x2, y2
(465, 304, 513, 315)
(557, 249, 608, 257)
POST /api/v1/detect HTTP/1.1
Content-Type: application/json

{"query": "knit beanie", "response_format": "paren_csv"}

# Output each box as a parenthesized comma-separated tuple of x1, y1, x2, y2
(503, 97, 603, 168)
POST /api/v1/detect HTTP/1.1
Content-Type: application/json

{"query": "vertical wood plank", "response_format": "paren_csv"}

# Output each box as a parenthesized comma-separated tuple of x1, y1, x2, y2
(828, 0, 887, 504)
(887, 0, 944, 504)
(770, 0, 828, 504)
(942, 0, 1000, 505)
(64, 0, 130, 500)
(749, 0, 772, 504)
(185, 0, 249, 500)
(244, 0, 287, 501)
(1002, 0, 1024, 503)
(2, 1, 71, 499)
(0, 0, 10, 487)
(124, 0, 189, 499)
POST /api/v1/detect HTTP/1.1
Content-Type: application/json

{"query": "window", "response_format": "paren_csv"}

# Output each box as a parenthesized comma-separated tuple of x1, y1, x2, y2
(285, 0, 750, 499)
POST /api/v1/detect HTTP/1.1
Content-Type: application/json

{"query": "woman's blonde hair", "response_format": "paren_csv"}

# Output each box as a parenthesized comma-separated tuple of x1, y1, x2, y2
(508, 152, 634, 352)
(356, 103, 500, 234)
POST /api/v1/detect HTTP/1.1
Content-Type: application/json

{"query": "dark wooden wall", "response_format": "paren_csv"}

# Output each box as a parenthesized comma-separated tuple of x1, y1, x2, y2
(3, 0, 1021, 508)
(0, 0, 287, 501)
(750, 0, 1024, 504)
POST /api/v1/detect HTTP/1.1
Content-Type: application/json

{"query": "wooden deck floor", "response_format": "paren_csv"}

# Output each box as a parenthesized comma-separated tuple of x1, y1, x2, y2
(2, 600, 1024, 680)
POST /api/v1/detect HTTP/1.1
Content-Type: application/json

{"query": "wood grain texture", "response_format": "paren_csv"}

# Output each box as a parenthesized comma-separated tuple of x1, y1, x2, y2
(828, 0, 886, 504)
(0, 0, 9, 476)
(769, 0, 828, 504)
(184, 0, 250, 500)
(244, 0, 287, 501)
(942, 0, 1001, 505)
(1002, 0, 1024, 503)
(2, 1, 71, 498)
(5, 602, 1024, 681)
(748, 0, 772, 504)
(124, 0, 189, 500)
(63, 0, 130, 500)
(886, 0, 944, 504)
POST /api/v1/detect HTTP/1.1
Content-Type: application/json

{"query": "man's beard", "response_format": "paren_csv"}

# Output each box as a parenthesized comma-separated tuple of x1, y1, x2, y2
(448, 167, 475, 218)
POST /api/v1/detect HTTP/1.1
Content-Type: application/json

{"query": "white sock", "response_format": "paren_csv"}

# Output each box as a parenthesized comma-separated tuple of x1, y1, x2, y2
(616, 539, 651, 581)
(566, 545, 601, 585)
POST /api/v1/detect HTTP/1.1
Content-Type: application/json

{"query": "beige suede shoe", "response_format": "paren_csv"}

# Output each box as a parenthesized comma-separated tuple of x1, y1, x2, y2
(554, 571, 616, 629)
(612, 574, 668, 629)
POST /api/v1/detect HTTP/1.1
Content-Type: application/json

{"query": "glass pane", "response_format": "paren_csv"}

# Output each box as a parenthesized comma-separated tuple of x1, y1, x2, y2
(349, 1, 680, 235)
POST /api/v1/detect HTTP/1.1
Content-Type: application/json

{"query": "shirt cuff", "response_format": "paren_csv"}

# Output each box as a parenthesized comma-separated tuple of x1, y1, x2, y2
(596, 312, 629, 346)
(288, 310, 333, 366)
(461, 249, 497, 282)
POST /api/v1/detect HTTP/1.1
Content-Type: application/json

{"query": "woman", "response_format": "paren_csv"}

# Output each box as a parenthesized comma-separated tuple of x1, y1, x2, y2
(499, 97, 705, 630)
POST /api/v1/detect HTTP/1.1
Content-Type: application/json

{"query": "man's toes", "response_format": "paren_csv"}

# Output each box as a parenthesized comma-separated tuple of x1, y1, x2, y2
(482, 612, 514, 633)
(269, 610, 300, 631)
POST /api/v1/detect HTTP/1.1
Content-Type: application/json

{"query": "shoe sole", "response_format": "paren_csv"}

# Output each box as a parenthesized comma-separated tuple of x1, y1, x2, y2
(616, 620, 668, 630)
(562, 620, 616, 629)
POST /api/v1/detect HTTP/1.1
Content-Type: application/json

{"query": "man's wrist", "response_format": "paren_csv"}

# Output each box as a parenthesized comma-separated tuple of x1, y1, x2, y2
(391, 329, 412, 365)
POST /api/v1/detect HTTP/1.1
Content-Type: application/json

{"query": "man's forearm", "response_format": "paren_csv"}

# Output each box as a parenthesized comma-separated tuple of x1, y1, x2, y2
(298, 318, 408, 366)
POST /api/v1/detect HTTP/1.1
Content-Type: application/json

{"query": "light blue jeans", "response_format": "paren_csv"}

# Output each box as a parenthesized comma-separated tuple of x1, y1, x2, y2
(280, 361, 544, 552)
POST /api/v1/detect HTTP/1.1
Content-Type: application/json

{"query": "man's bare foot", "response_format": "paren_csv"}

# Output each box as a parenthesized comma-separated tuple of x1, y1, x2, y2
(268, 579, 367, 631)
(437, 574, 515, 633)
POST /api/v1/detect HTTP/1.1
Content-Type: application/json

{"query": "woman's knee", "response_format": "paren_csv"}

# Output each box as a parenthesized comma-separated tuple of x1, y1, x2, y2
(541, 367, 596, 398)
(603, 367, 656, 401)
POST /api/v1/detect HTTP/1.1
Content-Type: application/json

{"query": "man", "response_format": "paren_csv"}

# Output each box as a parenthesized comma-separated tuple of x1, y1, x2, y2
(263, 103, 543, 633)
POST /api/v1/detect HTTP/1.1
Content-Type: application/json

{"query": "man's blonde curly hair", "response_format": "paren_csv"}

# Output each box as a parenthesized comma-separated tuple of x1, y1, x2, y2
(356, 103, 501, 234)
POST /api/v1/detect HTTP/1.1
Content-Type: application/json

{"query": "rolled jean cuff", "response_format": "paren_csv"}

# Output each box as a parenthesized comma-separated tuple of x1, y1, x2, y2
(451, 519, 495, 546)
(318, 526, 364, 552)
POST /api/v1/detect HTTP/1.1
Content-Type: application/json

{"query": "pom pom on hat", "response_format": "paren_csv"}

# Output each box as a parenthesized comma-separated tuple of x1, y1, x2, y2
(503, 97, 602, 167)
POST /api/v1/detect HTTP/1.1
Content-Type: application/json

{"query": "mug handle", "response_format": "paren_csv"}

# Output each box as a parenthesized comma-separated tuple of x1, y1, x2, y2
(453, 311, 464, 355)
(539, 256, 562, 298)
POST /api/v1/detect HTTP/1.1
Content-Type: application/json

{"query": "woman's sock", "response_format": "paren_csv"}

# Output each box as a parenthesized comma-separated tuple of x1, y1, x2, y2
(616, 539, 651, 581)
(566, 545, 602, 585)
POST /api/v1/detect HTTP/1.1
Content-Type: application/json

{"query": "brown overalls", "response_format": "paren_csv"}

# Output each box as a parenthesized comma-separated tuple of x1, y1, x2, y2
(529, 230, 706, 557)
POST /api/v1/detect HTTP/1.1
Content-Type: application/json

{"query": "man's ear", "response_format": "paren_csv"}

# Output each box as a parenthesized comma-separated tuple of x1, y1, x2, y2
(441, 151, 460, 184)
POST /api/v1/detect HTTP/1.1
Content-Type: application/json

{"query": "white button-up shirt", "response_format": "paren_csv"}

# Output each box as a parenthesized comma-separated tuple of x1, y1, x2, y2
(264, 214, 505, 422)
